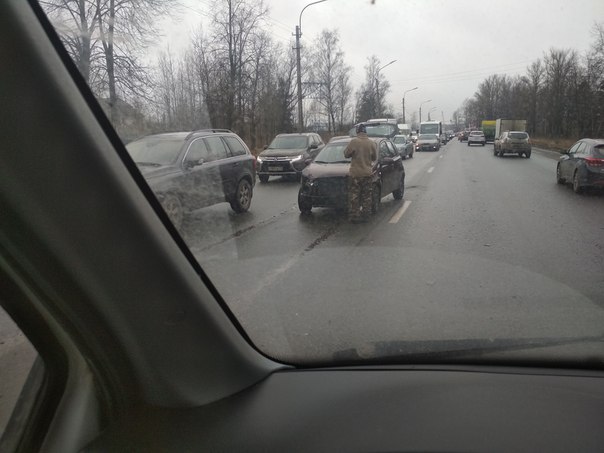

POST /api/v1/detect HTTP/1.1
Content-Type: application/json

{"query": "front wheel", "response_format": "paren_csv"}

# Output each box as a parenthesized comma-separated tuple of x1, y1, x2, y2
(298, 190, 312, 213)
(556, 165, 565, 184)
(525, 152, 531, 158)
(161, 193, 184, 230)
(392, 175, 405, 200)
(230, 179, 253, 212)
(572, 171, 583, 194)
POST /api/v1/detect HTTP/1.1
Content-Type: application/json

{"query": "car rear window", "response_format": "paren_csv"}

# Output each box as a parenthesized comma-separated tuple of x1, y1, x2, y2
(593, 145, 604, 158)
(510, 132, 529, 139)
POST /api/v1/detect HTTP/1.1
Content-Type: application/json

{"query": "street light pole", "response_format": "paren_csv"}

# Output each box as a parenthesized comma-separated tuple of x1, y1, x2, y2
(374, 59, 396, 117)
(427, 107, 436, 121)
(402, 87, 418, 124)
(419, 99, 431, 125)
(295, 0, 327, 132)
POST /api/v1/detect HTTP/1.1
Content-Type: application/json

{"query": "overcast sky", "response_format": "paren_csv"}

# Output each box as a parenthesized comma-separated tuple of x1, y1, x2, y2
(157, 0, 604, 123)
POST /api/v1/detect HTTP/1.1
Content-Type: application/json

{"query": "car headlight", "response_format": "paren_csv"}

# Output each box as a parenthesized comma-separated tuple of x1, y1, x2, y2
(291, 154, 304, 162)
(256, 156, 263, 164)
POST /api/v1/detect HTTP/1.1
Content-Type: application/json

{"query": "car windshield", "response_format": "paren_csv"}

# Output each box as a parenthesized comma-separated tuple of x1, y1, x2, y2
(269, 136, 308, 149)
(31, 0, 604, 368)
(126, 137, 185, 165)
(365, 124, 398, 137)
(314, 142, 350, 163)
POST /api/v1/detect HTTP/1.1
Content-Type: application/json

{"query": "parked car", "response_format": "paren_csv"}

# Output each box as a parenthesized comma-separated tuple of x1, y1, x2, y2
(256, 133, 324, 182)
(298, 137, 405, 213)
(467, 130, 486, 146)
(415, 134, 441, 152)
(494, 131, 531, 157)
(556, 138, 604, 193)
(392, 135, 414, 159)
(126, 130, 256, 229)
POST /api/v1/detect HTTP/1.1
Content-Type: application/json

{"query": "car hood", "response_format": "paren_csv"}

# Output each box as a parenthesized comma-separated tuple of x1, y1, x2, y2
(136, 163, 180, 179)
(260, 148, 307, 158)
(302, 162, 350, 179)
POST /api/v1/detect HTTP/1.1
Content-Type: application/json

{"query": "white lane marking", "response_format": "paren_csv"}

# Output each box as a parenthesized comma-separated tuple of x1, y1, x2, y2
(427, 166, 435, 173)
(439, 155, 444, 159)
(389, 200, 412, 224)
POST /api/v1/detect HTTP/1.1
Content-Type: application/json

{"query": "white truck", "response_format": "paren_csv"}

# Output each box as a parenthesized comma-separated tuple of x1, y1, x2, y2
(495, 119, 527, 140)
(397, 123, 411, 137)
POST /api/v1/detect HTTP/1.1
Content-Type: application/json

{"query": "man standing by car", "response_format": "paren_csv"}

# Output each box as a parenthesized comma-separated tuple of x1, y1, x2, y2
(344, 123, 377, 223)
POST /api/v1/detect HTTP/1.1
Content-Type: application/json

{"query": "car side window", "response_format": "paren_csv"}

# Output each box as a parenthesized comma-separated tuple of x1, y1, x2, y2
(568, 142, 581, 154)
(574, 142, 587, 155)
(379, 141, 390, 158)
(223, 136, 247, 157)
(185, 138, 209, 163)
(203, 136, 229, 162)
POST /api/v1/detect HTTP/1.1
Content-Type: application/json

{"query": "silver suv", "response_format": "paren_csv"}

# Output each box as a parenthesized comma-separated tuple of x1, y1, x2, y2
(257, 133, 324, 182)
(467, 130, 486, 146)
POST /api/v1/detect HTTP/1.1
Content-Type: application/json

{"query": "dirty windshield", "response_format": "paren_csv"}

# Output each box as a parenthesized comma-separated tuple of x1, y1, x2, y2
(37, 0, 604, 366)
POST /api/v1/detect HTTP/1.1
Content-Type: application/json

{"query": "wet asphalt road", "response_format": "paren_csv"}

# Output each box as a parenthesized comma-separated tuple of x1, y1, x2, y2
(174, 139, 604, 363)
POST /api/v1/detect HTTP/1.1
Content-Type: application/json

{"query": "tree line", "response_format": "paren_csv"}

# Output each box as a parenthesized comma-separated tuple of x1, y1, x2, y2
(41, 0, 396, 148)
(455, 22, 604, 139)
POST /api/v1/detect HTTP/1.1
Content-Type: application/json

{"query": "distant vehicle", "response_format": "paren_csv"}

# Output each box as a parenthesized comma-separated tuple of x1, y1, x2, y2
(494, 131, 531, 158)
(349, 121, 398, 139)
(298, 137, 405, 213)
(495, 119, 527, 141)
(392, 135, 414, 159)
(556, 138, 604, 193)
(481, 120, 496, 143)
(256, 133, 324, 182)
(415, 134, 440, 151)
(397, 123, 412, 137)
(467, 130, 486, 146)
(459, 130, 469, 142)
(410, 132, 419, 143)
(420, 121, 445, 144)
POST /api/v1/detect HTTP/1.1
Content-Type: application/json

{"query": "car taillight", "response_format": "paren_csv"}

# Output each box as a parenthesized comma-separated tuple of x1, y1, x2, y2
(585, 157, 604, 167)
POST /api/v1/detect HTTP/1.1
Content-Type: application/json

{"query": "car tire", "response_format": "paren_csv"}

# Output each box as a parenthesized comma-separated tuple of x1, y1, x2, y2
(298, 190, 312, 213)
(493, 148, 498, 156)
(258, 174, 269, 183)
(556, 164, 565, 184)
(467, 142, 470, 147)
(371, 184, 381, 214)
(572, 171, 583, 194)
(525, 152, 531, 158)
(482, 143, 485, 146)
(161, 193, 184, 230)
(230, 178, 253, 213)
(392, 176, 404, 200)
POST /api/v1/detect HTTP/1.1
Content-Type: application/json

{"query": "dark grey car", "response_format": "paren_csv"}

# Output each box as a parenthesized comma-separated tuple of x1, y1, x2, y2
(126, 130, 256, 228)
(257, 133, 324, 182)
(557, 138, 604, 193)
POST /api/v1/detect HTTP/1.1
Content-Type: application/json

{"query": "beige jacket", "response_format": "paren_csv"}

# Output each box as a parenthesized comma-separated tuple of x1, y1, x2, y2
(344, 133, 377, 177)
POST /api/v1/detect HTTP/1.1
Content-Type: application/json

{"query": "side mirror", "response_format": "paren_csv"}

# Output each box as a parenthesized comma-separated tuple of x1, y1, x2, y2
(310, 144, 318, 149)
(562, 149, 569, 154)
(304, 158, 313, 166)
(185, 158, 204, 169)
(263, 145, 268, 150)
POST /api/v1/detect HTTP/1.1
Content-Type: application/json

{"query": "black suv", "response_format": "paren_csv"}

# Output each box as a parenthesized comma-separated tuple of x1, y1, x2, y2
(126, 129, 256, 229)
(257, 133, 325, 182)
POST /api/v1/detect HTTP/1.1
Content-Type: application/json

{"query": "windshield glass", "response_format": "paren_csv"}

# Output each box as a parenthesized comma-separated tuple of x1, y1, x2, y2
(35, 0, 604, 368)
(126, 137, 184, 165)
(509, 132, 529, 139)
(269, 136, 308, 149)
(365, 124, 398, 137)
(314, 142, 350, 163)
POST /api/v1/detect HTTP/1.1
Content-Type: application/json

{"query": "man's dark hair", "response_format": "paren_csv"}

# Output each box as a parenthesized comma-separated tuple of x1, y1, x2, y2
(356, 123, 367, 134)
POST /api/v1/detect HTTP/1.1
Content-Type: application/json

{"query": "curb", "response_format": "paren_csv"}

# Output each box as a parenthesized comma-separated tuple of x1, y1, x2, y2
(533, 147, 561, 160)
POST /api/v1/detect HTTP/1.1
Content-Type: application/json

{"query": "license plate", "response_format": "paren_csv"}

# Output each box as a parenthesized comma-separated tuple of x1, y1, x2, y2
(269, 166, 283, 172)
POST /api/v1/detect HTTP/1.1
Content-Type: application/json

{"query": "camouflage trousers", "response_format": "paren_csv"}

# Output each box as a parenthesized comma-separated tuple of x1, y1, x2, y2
(348, 176, 373, 221)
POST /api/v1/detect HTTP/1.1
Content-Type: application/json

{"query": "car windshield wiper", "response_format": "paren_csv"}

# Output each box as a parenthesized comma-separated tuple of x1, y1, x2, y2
(330, 160, 351, 164)
(135, 161, 162, 167)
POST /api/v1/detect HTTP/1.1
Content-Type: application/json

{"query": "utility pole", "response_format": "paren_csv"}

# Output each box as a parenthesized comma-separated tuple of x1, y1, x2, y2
(295, 0, 327, 133)
(295, 25, 303, 132)
(419, 99, 431, 125)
